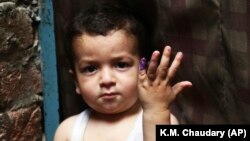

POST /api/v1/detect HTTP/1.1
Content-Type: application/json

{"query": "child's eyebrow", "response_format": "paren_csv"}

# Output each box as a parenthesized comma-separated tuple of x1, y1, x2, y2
(110, 55, 136, 62)
(76, 57, 98, 65)
(76, 52, 136, 63)
(109, 52, 137, 58)
(78, 57, 95, 61)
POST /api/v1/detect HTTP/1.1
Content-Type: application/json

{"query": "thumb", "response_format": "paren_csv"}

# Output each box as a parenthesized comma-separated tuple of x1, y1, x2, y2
(172, 81, 192, 96)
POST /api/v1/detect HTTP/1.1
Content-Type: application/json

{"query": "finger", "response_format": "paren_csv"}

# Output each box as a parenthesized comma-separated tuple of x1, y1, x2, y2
(139, 57, 147, 71)
(166, 52, 183, 83)
(139, 58, 147, 82)
(146, 51, 160, 80)
(156, 46, 171, 79)
(172, 81, 192, 96)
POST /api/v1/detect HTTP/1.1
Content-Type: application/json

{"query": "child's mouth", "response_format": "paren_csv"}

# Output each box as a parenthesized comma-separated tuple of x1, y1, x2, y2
(100, 93, 119, 100)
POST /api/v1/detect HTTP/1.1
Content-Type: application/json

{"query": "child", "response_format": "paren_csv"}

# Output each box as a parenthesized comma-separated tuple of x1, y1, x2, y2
(54, 3, 192, 141)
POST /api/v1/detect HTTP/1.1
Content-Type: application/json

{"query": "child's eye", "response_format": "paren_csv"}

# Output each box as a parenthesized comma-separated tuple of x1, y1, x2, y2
(115, 62, 130, 70)
(81, 66, 97, 74)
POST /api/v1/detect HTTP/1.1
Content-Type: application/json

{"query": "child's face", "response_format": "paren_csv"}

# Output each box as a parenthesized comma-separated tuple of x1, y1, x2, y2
(72, 30, 140, 114)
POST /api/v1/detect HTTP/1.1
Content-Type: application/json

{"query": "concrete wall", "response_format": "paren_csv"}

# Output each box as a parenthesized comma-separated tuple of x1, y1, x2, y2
(0, 0, 43, 140)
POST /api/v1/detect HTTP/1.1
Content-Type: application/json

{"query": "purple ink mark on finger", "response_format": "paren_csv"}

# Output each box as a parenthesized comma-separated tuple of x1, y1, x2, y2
(140, 57, 146, 70)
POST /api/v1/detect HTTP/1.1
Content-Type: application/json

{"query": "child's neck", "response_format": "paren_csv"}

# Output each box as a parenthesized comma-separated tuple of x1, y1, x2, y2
(90, 101, 142, 123)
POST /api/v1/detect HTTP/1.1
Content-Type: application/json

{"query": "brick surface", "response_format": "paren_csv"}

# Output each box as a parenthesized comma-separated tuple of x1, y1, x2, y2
(0, 0, 43, 140)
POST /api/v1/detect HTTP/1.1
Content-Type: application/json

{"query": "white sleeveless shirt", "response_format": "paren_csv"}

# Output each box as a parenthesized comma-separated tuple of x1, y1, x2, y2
(70, 109, 143, 141)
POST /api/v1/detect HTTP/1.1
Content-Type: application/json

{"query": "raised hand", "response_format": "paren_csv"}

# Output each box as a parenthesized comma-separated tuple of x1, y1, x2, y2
(138, 46, 192, 114)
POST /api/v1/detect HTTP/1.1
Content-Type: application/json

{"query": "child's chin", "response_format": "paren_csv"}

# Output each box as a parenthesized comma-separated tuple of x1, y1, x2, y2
(93, 108, 122, 115)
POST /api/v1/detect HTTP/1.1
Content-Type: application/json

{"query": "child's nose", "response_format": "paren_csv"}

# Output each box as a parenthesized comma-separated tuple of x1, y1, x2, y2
(99, 67, 116, 88)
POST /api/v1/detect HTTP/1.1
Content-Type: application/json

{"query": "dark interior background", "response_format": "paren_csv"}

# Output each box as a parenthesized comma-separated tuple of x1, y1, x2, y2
(53, 0, 250, 124)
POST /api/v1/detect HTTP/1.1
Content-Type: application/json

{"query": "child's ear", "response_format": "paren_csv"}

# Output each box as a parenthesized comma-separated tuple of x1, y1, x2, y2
(75, 86, 81, 95)
(68, 69, 81, 95)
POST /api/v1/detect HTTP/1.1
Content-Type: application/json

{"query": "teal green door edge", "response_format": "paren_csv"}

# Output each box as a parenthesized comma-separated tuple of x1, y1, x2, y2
(38, 0, 60, 141)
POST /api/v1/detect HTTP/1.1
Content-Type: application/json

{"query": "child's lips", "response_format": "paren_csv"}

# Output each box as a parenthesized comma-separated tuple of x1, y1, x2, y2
(100, 92, 119, 99)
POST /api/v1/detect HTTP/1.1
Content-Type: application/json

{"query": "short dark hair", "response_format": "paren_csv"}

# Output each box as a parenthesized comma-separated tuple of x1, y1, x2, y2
(66, 3, 151, 69)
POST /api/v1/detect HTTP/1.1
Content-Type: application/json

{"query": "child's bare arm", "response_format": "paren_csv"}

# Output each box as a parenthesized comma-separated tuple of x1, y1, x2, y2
(53, 116, 77, 141)
(138, 46, 192, 141)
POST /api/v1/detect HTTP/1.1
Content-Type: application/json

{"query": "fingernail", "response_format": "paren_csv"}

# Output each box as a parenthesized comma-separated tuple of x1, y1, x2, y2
(166, 46, 171, 51)
(140, 57, 146, 70)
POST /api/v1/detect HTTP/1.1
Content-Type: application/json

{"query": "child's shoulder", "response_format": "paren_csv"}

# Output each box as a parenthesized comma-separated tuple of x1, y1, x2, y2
(53, 113, 81, 141)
